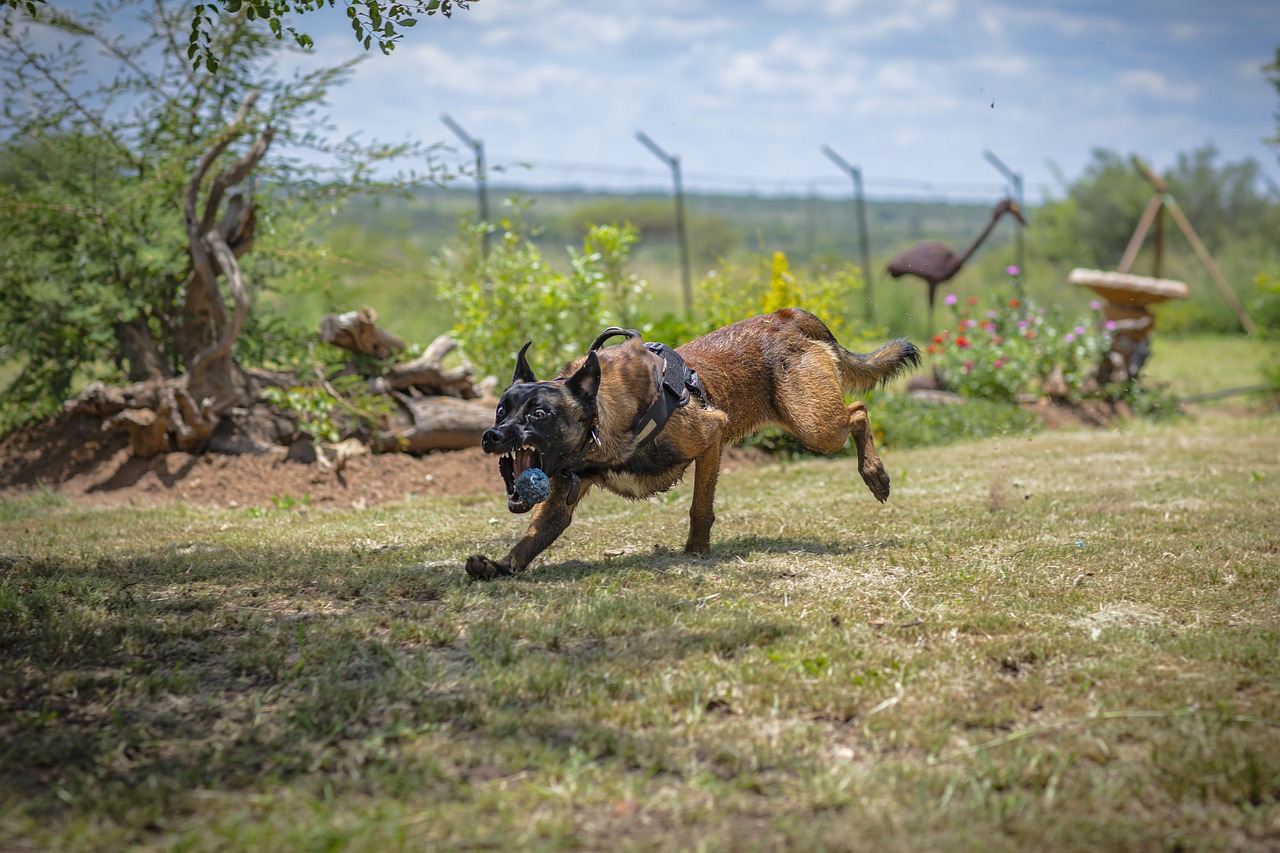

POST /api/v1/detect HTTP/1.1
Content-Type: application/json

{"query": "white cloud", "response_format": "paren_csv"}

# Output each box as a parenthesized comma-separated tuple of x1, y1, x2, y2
(276, 0, 1278, 201)
(1118, 70, 1199, 105)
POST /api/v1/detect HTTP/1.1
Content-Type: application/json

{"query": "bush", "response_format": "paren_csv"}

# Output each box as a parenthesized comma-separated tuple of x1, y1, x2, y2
(438, 203, 649, 379)
(929, 268, 1108, 403)
(697, 251, 877, 343)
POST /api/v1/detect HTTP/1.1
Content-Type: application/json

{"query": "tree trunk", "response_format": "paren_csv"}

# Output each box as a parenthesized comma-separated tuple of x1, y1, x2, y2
(114, 317, 172, 382)
(73, 95, 274, 459)
(176, 93, 271, 409)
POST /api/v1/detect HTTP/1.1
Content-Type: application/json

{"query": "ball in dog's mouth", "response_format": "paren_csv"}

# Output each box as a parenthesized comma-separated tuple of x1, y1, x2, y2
(498, 445, 544, 513)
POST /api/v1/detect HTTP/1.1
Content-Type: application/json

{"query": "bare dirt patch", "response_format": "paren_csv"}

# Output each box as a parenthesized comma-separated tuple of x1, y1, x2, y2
(0, 412, 767, 510)
(0, 413, 504, 509)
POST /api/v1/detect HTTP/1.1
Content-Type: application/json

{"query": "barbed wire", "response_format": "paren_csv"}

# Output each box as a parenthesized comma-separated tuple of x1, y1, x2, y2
(485, 154, 1013, 202)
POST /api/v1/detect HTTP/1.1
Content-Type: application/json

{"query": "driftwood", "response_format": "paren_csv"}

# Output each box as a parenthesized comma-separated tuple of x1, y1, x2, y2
(319, 308, 405, 360)
(66, 304, 495, 458)
(67, 377, 264, 458)
(375, 394, 495, 453)
(377, 334, 479, 398)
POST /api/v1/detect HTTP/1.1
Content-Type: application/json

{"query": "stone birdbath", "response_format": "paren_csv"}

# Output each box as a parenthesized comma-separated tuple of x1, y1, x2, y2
(1068, 268, 1189, 383)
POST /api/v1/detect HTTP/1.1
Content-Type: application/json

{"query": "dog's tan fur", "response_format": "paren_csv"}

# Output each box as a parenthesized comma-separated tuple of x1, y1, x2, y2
(465, 308, 919, 578)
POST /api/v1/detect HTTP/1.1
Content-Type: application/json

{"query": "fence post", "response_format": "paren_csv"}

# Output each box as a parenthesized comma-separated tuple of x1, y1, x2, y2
(636, 131, 693, 316)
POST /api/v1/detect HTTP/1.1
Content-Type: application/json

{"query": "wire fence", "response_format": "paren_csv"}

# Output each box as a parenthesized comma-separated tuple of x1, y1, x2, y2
(485, 154, 1013, 203)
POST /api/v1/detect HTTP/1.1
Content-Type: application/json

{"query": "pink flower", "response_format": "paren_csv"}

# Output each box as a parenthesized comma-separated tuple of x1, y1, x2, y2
(1105, 320, 1117, 331)
(1007, 265, 1020, 276)
(1074, 326, 1087, 335)
(945, 294, 958, 306)
(1064, 333, 1076, 343)
(1089, 300, 1101, 311)
(994, 359, 1004, 369)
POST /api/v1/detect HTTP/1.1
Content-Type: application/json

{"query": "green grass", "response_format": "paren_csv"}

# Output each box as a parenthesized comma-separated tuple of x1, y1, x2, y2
(1, 409, 1278, 850)
(1144, 333, 1277, 400)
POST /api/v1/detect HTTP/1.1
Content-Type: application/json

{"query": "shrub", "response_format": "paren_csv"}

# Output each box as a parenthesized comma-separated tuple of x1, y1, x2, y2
(929, 267, 1108, 403)
(438, 203, 649, 378)
(697, 251, 876, 344)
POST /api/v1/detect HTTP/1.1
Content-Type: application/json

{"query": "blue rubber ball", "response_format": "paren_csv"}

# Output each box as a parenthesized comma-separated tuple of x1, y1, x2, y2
(513, 467, 551, 504)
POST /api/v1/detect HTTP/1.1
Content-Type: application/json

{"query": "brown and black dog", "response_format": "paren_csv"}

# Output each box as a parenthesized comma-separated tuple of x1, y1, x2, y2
(464, 308, 920, 579)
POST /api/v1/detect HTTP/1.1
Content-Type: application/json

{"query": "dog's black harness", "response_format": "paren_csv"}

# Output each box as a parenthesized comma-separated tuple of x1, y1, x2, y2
(556, 328, 704, 506)
(587, 327, 704, 449)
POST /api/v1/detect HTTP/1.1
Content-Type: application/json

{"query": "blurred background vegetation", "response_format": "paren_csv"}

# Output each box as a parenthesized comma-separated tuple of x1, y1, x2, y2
(1, 0, 1277, 437)
(271, 142, 1280, 349)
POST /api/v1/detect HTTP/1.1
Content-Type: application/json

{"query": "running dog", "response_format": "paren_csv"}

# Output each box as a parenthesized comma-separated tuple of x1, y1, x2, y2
(465, 308, 920, 579)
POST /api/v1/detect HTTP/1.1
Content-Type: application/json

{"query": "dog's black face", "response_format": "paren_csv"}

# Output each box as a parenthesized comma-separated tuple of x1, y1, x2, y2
(482, 343, 600, 513)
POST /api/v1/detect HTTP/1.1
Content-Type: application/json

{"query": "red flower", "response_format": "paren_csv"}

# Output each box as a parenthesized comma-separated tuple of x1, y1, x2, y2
(956, 336, 970, 348)
(968, 297, 978, 305)
(933, 333, 946, 343)
(1009, 299, 1021, 308)
(927, 344, 938, 354)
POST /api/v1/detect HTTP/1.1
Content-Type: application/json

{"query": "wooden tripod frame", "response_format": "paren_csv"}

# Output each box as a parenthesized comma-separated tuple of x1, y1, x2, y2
(1119, 156, 1255, 335)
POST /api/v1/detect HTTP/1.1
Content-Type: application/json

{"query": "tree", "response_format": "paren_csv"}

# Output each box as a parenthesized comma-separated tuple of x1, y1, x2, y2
(0, 0, 447, 433)
(1270, 48, 1280, 148)
(1034, 145, 1279, 270)
(188, 0, 472, 71)
(1, 0, 472, 71)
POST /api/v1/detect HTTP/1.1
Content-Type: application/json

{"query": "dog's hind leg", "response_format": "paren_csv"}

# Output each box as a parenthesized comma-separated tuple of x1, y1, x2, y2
(465, 477, 587, 579)
(773, 351, 891, 502)
(847, 399, 890, 502)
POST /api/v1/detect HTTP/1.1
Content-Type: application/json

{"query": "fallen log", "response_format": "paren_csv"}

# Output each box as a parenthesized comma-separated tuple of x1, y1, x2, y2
(319, 307, 405, 359)
(377, 334, 478, 398)
(375, 394, 495, 453)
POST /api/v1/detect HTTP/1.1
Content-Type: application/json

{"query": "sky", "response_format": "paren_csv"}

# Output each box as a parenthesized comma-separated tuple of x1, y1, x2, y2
(285, 0, 1280, 204)
(287, 0, 1280, 203)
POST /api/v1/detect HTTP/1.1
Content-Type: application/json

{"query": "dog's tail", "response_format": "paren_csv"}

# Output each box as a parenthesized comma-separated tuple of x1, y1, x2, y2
(837, 338, 922, 392)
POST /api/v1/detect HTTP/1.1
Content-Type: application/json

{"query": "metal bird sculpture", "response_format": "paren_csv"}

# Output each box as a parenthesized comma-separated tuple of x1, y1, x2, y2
(887, 198, 1026, 333)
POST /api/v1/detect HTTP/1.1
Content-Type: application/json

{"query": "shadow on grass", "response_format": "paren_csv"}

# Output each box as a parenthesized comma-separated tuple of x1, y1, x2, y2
(507, 534, 910, 583)
(0, 542, 804, 829)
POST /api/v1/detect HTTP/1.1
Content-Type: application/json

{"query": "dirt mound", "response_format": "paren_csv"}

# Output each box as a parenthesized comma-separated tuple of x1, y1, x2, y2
(0, 413, 504, 509)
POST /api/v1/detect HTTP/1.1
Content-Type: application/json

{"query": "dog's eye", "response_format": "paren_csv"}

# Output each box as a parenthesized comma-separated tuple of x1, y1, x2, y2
(495, 406, 505, 419)
(529, 408, 548, 421)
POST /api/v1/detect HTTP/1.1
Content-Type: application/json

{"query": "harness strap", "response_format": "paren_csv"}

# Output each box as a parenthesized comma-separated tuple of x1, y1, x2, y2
(588, 328, 700, 449)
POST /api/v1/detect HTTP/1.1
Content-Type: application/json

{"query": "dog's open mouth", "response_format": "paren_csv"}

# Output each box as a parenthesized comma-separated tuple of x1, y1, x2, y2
(498, 444, 543, 513)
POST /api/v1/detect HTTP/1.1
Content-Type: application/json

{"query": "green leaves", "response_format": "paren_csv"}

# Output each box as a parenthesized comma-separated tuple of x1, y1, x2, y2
(438, 206, 648, 380)
(184, 0, 472, 71)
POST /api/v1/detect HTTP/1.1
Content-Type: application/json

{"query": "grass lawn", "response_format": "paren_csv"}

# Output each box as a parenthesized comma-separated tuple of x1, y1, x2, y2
(2, 398, 1278, 850)
(1144, 334, 1275, 400)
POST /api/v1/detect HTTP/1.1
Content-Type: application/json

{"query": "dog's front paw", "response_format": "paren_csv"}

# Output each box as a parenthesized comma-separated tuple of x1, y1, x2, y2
(465, 555, 511, 580)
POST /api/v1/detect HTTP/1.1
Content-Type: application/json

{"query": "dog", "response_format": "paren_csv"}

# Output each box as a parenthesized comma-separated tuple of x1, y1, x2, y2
(464, 308, 920, 579)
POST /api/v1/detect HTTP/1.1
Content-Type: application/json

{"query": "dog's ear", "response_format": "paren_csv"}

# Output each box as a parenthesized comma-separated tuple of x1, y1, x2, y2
(512, 342, 537, 384)
(565, 350, 601, 402)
